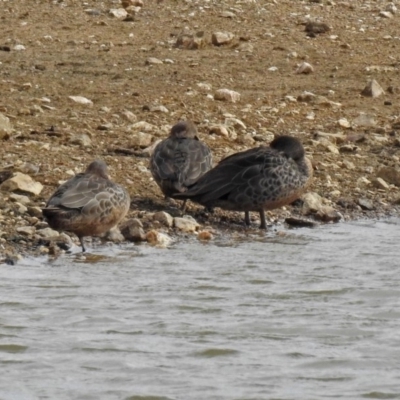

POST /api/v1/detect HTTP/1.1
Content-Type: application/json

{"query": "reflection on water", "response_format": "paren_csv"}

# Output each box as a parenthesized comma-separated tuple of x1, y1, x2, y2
(1, 219, 400, 400)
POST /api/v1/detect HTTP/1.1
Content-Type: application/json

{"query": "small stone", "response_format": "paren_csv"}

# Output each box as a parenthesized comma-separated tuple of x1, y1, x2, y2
(105, 227, 125, 243)
(220, 11, 236, 18)
(377, 167, 400, 186)
(372, 177, 389, 190)
(361, 80, 385, 98)
(315, 206, 341, 222)
(28, 206, 43, 218)
(16, 226, 36, 236)
(129, 132, 153, 148)
(197, 230, 213, 241)
(302, 192, 324, 215)
(214, 89, 241, 103)
(149, 105, 169, 113)
(379, 11, 393, 18)
(153, 211, 174, 227)
(129, 121, 155, 132)
(0, 113, 13, 140)
(68, 96, 93, 106)
(358, 198, 374, 210)
(0, 173, 43, 195)
(69, 134, 92, 147)
(145, 57, 163, 65)
(352, 113, 377, 127)
(209, 124, 230, 138)
(121, 219, 146, 242)
(296, 62, 314, 74)
(109, 8, 128, 19)
(176, 32, 205, 50)
(285, 217, 317, 228)
(121, 110, 137, 122)
(9, 193, 30, 205)
(305, 21, 330, 35)
(224, 118, 246, 130)
(13, 44, 26, 51)
(36, 227, 60, 238)
(211, 31, 235, 46)
(338, 118, 351, 128)
(146, 230, 172, 247)
(174, 216, 200, 232)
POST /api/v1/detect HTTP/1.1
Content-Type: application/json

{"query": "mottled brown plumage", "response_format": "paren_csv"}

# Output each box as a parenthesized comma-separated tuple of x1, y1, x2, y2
(150, 121, 212, 208)
(42, 160, 130, 252)
(175, 135, 313, 228)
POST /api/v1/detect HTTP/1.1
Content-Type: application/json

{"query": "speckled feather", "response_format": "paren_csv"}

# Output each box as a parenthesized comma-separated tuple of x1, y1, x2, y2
(175, 136, 313, 227)
(150, 121, 212, 198)
(42, 160, 130, 251)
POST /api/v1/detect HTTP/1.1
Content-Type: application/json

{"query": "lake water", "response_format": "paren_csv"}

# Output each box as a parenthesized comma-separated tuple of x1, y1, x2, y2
(1, 218, 400, 400)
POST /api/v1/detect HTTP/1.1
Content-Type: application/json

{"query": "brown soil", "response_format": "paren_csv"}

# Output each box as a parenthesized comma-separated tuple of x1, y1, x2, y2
(1, 0, 400, 259)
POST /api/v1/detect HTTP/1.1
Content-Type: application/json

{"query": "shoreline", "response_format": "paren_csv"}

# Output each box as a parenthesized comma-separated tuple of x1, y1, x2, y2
(2, 0, 400, 261)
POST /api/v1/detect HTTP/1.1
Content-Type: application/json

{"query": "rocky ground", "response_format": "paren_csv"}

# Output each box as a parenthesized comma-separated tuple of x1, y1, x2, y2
(1, 0, 400, 262)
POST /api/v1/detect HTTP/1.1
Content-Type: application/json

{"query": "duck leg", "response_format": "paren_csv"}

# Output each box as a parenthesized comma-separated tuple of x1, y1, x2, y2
(79, 236, 86, 252)
(244, 211, 251, 226)
(259, 210, 267, 229)
(180, 199, 187, 213)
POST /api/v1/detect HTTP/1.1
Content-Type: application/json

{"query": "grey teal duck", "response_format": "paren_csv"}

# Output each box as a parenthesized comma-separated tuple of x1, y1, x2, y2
(150, 121, 212, 209)
(42, 160, 130, 252)
(174, 135, 313, 228)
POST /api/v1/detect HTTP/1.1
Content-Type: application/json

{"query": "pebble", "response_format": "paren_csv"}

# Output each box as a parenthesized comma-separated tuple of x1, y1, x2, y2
(0, 173, 43, 195)
(68, 96, 93, 106)
(214, 89, 241, 103)
(145, 57, 163, 65)
(69, 134, 92, 147)
(16, 226, 36, 236)
(358, 198, 374, 210)
(302, 192, 324, 215)
(296, 62, 314, 74)
(109, 8, 128, 19)
(153, 211, 174, 227)
(377, 167, 400, 186)
(146, 230, 172, 248)
(0, 113, 13, 140)
(211, 31, 235, 46)
(209, 124, 230, 138)
(197, 230, 213, 241)
(121, 219, 147, 242)
(372, 177, 390, 190)
(129, 132, 153, 148)
(36, 227, 60, 238)
(174, 216, 200, 233)
(305, 21, 330, 35)
(13, 44, 26, 51)
(361, 80, 385, 98)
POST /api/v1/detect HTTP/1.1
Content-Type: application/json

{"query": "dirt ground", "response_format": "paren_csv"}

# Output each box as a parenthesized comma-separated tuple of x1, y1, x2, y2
(1, 0, 400, 259)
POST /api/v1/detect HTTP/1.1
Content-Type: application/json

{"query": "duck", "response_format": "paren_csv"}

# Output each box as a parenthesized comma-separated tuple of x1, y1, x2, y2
(150, 120, 212, 209)
(174, 135, 313, 228)
(42, 160, 130, 252)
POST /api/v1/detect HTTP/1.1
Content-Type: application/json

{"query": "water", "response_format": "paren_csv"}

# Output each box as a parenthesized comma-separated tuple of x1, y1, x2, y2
(1, 219, 400, 400)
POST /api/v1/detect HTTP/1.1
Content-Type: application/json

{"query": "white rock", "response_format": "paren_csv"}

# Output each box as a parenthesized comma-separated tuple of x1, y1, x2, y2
(13, 44, 26, 51)
(268, 66, 278, 72)
(352, 113, 377, 127)
(224, 117, 246, 130)
(0, 113, 13, 140)
(145, 57, 163, 65)
(121, 110, 137, 122)
(0, 173, 43, 195)
(174, 216, 200, 233)
(302, 192, 324, 215)
(296, 62, 314, 74)
(379, 11, 393, 18)
(129, 121, 155, 132)
(9, 193, 31, 205)
(36, 228, 60, 238)
(214, 89, 241, 103)
(209, 124, 230, 138)
(109, 8, 128, 19)
(16, 226, 36, 236)
(68, 96, 93, 106)
(130, 132, 153, 148)
(153, 211, 174, 227)
(146, 230, 172, 248)
(361, 80, 385, 98)
(211, 31, 235, 46)
(149, 105, 169, 113)
(338, 118, 351, 128)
